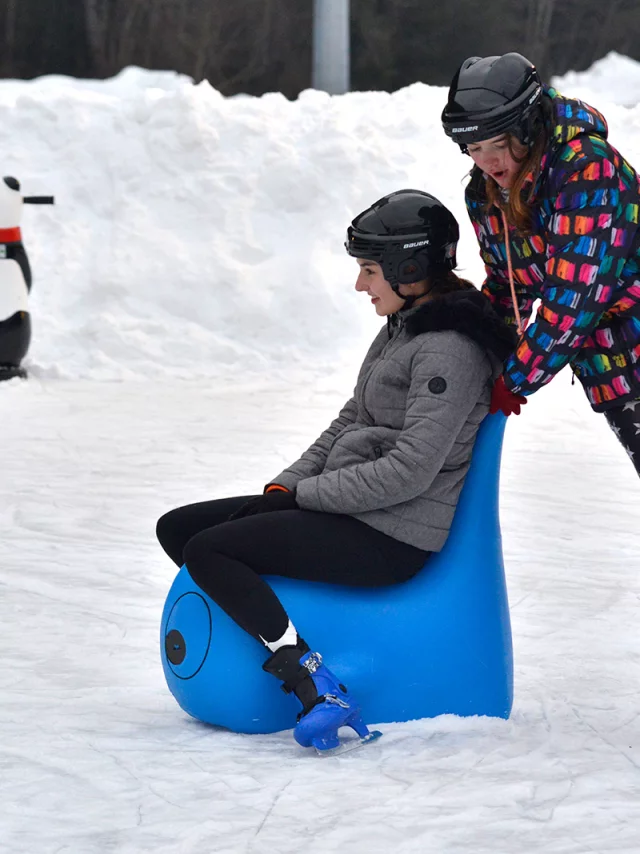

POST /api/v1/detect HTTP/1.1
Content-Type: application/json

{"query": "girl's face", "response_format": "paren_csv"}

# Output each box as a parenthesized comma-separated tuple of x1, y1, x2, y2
(355, 259, 406, 316)
(467, 134, 526, 189)
(354, 259, 427, 316)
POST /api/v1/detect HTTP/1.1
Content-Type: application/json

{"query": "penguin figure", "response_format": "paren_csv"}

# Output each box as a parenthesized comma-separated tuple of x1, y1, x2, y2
(0, 177, 54, 380)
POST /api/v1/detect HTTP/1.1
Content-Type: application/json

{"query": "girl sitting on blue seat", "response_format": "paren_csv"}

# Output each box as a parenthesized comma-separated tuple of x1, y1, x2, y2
(156, 189, 516, 753)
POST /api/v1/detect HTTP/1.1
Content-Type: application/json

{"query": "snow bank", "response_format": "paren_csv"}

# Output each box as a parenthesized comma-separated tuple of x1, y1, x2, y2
(1, 54, 639, 380)
(0, 65, 194, 101)
(1, 75, 466, 380)
(552, 51, 640, 108)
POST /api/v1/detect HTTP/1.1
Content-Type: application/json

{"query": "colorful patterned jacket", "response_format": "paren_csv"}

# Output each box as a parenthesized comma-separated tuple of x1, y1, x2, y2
(465, 86, 640, 412)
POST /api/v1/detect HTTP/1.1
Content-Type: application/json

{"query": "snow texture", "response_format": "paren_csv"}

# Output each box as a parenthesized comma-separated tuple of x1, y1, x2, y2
(552, 51, 640, 108)
(1, 53, 640, 853)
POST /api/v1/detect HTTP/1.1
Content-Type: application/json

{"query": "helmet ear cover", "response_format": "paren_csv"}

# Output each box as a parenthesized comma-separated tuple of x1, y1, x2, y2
(394, 254, 430, 287)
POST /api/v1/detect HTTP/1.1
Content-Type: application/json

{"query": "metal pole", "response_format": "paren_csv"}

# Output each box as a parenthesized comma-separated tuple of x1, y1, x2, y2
(312, 0, 350, 95)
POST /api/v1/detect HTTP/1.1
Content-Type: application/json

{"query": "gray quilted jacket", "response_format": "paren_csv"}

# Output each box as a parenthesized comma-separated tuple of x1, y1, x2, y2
(270, 290, 516, 552)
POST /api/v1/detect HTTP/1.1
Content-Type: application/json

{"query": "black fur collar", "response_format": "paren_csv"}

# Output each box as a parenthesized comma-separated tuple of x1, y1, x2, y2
(402, 289, 517, 363)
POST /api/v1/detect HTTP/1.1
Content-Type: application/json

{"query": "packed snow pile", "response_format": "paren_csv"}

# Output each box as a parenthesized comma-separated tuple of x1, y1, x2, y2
(0, 75, 460, 380)
(1, 54, 639, 380)
(0, 65, 194, 100)
(552, 51, 640, 108)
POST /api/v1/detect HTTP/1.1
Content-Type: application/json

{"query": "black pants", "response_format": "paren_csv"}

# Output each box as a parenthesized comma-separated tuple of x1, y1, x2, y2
(156, 496, 429, 646)
(604, 399, 640, 476)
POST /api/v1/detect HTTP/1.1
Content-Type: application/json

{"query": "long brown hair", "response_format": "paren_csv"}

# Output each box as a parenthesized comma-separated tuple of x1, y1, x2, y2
(400, 260, 476, 296)
(428, 267, 476, 295)
(483, 129, 547, 234)
(482, 96, 552, 234)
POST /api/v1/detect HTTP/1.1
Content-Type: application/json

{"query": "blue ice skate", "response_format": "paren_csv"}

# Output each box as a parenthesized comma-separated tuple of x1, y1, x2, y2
(262, 643, 382, 755)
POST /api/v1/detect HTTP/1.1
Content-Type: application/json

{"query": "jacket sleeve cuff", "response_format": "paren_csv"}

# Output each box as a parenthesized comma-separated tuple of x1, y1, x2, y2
(294, 477, 324, 511)
(264, 483, 290, 494)
(265, 472, 304, 493)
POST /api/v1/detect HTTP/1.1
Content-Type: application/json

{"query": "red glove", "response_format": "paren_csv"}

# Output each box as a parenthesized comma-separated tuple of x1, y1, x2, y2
(490, 376, 528, 416)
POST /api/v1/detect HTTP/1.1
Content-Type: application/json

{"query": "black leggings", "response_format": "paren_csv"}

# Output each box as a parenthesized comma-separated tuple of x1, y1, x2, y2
(604, 399, 640, 476)
(156, 496, 429, 646)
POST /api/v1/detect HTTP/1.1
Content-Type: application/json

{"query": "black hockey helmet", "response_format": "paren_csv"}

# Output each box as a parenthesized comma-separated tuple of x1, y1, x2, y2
(441, 52, 543, 152)
(345, 189, 459, 293)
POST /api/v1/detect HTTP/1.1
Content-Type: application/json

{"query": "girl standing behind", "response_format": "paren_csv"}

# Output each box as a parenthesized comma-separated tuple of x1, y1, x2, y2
(442, 52, 640, 474)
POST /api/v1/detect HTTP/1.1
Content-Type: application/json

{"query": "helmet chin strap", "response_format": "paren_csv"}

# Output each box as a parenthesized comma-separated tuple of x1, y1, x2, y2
(399, 293, 417, 310)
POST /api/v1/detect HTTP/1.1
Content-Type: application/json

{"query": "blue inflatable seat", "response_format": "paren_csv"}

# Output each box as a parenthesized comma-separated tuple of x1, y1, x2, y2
(161, 412, 513, 732)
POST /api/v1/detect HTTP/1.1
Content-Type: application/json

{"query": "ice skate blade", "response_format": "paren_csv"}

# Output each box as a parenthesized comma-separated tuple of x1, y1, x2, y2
(315, 729, 382, 757)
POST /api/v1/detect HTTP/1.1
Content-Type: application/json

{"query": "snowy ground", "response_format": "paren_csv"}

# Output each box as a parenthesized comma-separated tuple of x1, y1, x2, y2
(2, 52, 640, 853)
(2, 373, 639, 854)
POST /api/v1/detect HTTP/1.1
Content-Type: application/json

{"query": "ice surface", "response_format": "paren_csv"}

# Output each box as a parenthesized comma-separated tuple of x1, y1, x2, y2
(2, 377, 639, 853)
(1, 52, 640, 853)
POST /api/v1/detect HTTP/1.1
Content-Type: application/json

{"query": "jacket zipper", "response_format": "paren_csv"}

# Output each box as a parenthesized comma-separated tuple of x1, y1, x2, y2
(358, 317, 405, 417)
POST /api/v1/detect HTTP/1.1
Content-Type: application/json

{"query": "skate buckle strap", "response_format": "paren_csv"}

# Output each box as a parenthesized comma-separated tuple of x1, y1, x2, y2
(278, 652, 322, 696)
(303, 652, 323, 674)
(295, 692, 350, 723)
(280, 652, 323, 696)
(280, 670, 306, 695)
(324, 694, 350, 709)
